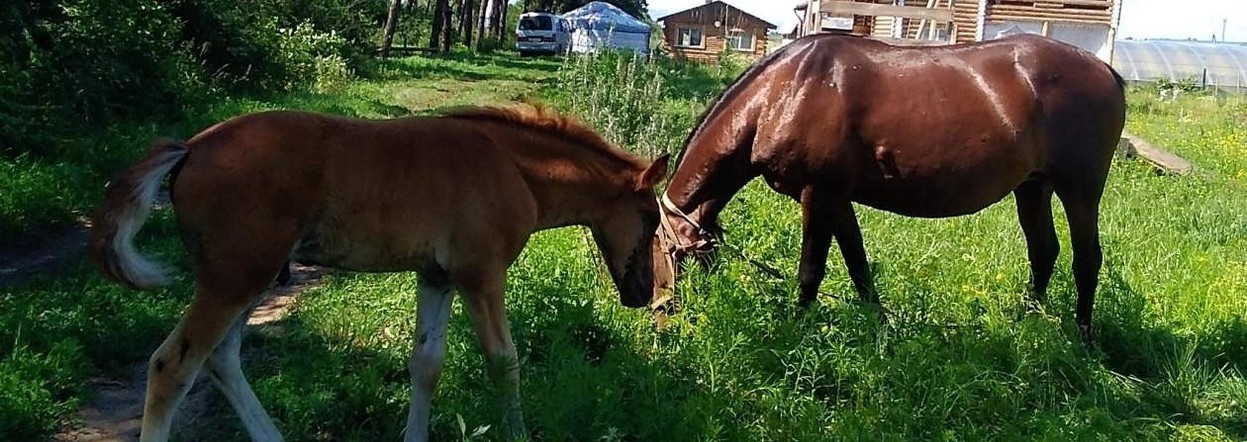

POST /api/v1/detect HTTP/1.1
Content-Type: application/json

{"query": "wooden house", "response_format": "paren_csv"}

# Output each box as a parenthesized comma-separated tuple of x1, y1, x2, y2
(656, 1, 778, 62)
(794, 0, 1123, 61)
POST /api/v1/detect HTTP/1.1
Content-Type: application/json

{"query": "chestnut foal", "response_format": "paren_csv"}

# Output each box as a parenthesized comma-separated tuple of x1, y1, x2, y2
(90, 103, 669, 441)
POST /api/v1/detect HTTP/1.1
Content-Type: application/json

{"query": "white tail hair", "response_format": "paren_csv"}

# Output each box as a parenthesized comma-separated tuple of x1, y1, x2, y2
(90, 140, 188, 289)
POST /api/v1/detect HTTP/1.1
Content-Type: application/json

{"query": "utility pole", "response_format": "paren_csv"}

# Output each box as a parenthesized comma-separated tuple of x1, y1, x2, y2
(1223, 19, 1228, 43)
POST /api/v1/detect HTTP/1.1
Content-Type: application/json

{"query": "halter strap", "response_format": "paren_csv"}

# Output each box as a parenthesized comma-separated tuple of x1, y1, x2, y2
(657, 192, 718, 257)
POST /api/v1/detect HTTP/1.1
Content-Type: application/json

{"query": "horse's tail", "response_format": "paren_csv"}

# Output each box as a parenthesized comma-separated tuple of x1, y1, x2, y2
(89, 138, 189, 290)
(1105, 61, 1126, 90)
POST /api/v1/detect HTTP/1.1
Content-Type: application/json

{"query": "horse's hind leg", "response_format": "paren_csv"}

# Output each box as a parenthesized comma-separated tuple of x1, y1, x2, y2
(142, 224, 294, 441)
(140, 285, 267, 441)
(1014, 179, 1059, 308)
(1056, 191, 1104, 344)
(205, 307, 282, 441)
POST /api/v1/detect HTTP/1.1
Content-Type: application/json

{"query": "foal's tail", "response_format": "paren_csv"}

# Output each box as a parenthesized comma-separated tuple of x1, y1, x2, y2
(89, 139, 189, 290)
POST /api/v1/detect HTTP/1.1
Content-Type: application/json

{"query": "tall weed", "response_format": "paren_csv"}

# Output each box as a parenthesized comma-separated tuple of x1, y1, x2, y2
(554, 52, 697, 158)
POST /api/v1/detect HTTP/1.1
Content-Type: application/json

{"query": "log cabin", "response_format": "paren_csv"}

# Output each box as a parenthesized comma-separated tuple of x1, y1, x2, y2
(657, 1, 779, 62)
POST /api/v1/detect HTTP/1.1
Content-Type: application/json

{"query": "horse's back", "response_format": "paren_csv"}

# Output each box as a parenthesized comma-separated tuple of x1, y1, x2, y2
(172, 110, 536, 273)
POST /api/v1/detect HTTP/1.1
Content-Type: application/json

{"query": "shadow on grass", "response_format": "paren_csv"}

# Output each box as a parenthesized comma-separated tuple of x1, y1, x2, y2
(376, 52, 562, 85)
(176, 253, 1247, 441)
(186, 276, 718, 441)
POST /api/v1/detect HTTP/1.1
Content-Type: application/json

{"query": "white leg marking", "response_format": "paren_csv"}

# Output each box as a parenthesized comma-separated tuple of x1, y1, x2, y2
(207, 315, 283, 442)
(404, 280, 455, 442)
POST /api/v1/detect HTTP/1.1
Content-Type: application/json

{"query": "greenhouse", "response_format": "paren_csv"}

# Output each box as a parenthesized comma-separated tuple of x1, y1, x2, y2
(1112, 39, 1247, 90)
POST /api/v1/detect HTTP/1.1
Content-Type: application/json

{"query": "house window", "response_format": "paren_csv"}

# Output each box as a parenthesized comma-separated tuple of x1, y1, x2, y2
(727, 29, 754, 51)
(677, 27, 703, 48)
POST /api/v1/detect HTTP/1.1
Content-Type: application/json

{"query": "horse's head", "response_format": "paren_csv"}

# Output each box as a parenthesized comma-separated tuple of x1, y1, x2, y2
(590, 154, 670, 308)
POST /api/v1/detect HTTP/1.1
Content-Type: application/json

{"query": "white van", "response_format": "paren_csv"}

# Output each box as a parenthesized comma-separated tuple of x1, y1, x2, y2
(515, 12, 570, 56)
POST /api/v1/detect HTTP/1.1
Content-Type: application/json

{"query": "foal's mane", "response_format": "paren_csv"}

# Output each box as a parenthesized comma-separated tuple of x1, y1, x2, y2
(438, 103, 644, 169)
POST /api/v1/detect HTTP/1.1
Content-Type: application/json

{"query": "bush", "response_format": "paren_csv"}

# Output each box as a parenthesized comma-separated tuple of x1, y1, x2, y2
(171, 0, 383, 92)
(0, 0, 206, 157)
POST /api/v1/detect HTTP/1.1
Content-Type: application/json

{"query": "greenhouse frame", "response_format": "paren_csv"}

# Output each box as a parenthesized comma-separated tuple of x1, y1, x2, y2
(1112, 39, 1247, 90)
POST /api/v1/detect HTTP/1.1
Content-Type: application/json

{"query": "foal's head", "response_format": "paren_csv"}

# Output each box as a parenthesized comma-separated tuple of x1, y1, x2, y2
(590, 154, 670, 308)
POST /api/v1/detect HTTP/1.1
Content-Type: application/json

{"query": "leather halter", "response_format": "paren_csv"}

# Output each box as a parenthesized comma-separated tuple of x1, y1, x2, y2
(656, 193, 718, 258)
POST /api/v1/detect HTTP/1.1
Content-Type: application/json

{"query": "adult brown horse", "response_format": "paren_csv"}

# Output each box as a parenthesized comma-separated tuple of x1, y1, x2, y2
(655, 33, 1126, 343)
(89, 103, 669, 442)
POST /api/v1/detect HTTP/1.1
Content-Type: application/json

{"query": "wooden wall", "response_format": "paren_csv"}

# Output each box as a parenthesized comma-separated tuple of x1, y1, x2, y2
(952, 0, 980, 43)
(807, 0, 1116, 45)
(986, 0, 1114, 26)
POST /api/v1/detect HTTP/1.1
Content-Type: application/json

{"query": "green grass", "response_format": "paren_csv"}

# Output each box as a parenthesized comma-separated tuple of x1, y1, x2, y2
(3, 53, 1246, 441)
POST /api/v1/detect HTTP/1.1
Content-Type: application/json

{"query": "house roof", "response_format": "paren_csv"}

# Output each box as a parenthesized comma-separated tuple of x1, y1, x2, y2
(655, 1, 778, 29)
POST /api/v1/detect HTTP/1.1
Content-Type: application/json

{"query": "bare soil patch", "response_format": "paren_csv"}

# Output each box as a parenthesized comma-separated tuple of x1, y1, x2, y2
(52, 263, 330, 442)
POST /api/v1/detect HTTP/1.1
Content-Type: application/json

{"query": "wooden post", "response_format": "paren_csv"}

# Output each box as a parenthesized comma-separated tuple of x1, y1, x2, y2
(1105, 0, 1123, 63)
(975, 0, 988, 41)
(809, 0, 822, 35)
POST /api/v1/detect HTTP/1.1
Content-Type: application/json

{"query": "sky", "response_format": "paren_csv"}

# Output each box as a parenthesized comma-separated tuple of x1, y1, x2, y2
(645, 0, 1247, 42)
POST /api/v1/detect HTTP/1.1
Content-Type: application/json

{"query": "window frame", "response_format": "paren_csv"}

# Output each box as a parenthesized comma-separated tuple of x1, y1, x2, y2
(676, 26, 705, 49)
(726, 29, 756, 52)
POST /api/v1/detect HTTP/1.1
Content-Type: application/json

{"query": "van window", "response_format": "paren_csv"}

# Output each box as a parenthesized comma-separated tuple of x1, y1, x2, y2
(519, 16, 552, 31)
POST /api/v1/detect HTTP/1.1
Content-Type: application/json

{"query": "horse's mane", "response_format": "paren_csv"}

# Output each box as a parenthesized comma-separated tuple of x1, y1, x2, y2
(438, 103, 644, 168)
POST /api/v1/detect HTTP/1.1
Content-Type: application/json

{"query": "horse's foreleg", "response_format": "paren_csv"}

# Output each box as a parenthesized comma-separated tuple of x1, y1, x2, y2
(827, 199, 876, 305)
(405, 275, 455, 442)
(1060, 195, 1103, 345)
(459, 270, 526, 440)
(797, 188, 836, 307)
(141, 294, 254, 442)
(205, 309, 282, 442)
(1014, 180, 1059, 308)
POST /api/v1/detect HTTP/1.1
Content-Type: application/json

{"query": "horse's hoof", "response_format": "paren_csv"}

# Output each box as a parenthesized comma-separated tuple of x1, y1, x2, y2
(858, 300, 890, 326)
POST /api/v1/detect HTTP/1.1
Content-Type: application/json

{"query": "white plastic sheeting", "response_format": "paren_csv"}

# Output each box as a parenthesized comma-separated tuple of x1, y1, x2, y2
(1113, 40, 1247, 89)
(983, 21, 1111, 61)
(561, 1, 651, 55)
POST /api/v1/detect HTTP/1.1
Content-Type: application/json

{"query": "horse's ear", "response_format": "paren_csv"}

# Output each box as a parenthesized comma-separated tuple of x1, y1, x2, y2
(636, 153, 670, 191)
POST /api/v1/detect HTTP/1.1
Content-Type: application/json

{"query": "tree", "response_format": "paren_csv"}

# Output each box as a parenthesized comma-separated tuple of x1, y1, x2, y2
(460, 0, 476, 46)
(429, 0, 450, 51)
(441, 0, 454, 52)
(379, 0, 404, 58)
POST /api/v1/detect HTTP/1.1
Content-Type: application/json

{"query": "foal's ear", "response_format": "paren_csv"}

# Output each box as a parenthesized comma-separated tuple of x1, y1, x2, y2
(636, 154, 671, 191)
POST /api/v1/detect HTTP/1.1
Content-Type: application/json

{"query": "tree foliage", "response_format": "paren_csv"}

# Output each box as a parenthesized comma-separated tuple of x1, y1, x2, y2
(0, 0, 386, 158)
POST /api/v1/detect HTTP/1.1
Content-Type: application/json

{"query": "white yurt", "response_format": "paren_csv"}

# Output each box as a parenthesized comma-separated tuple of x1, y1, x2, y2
(561, 1, 651, 55)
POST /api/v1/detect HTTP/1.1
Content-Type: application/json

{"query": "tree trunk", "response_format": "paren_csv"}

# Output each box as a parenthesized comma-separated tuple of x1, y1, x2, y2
(476, 0, 490, 48)
(491, 2, 501, 40)
(379, 0, 404, 59)
(429, 0, 449, 51)
(441, 0, 454, 52)
(461, 0, 475, 47)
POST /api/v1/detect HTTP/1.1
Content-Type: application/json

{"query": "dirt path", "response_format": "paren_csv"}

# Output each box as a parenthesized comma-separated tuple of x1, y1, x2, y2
(52, 263, 330, 442)
(0, 220, 89, 286)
